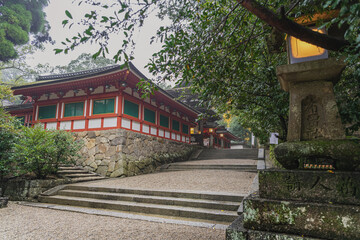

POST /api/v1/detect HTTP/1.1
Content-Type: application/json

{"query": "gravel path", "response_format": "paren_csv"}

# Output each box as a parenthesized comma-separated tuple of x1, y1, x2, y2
(0, 202, 224, 240)
(74, 170, 256, 194)
(174, 159, 257, 165)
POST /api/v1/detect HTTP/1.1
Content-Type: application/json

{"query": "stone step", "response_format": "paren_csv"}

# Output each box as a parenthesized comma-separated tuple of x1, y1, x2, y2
(159, 168, 258, 173)
(165, 164, 257, 169)
(62, 173, 99, 178)
(39, 195, 238, 223)
(65, 185, 245, 202)
(58, 166, 84, 171)
(57, 169, 89, 174)
(69, 176, 106, 183)
(58, 189, 240, 211)
(197, 149, 258, 160)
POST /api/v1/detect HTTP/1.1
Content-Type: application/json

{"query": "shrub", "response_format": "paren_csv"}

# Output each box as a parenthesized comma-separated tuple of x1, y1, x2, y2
(14, 125, 82, 179)
(0, 111, 21, 196)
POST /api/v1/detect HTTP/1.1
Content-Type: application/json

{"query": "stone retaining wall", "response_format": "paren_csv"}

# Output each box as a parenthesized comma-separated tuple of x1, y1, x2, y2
(75, 129, 195, 177)
(1, 179, 71, 201)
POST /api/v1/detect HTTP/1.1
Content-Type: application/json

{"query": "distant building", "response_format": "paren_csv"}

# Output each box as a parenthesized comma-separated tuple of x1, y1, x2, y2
(8, 63, 237, 148)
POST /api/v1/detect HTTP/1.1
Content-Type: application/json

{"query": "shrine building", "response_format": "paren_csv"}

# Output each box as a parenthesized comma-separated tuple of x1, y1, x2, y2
(8, 63, 238, 149)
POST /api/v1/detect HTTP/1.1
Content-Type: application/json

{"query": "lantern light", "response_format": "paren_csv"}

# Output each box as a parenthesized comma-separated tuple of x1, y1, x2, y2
(198, 131, 201, 134)
(209, 128, 214, 133)
(190, 128, 195, 134)
(220, 134, 224, 137)
(287, 27, 328, 64)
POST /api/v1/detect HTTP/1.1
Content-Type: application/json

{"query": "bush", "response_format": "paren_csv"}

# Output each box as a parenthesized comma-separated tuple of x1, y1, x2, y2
(14, 125, 82, 179)
(0, 111, 21, 196)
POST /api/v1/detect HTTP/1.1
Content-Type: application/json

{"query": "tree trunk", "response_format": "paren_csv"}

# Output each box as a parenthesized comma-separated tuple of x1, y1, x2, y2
(237, 0, 350, 51)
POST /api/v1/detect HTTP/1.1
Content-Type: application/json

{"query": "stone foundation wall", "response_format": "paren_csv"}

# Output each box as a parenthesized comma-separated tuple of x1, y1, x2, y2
(75, 129, 195, 177)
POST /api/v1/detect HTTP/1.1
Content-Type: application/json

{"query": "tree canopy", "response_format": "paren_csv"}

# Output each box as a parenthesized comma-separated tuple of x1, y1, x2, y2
(0, 0, 49, 61)
(58, 0, 360, 141)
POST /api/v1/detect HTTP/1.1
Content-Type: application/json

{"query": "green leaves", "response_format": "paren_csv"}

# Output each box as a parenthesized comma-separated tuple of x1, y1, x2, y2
(65, 10, 73, 19)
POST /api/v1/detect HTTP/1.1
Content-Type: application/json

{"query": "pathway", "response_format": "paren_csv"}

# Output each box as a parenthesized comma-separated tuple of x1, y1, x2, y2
(1, 148, 259, 239)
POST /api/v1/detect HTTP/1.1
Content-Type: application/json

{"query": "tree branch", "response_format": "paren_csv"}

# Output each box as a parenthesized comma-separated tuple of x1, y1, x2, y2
(237, 0, 350, 51)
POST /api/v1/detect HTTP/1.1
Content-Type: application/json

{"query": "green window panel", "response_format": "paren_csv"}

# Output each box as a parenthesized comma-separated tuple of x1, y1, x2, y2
(93, 98, 115, 115)
(160, 114, 169, 128)
(64, 102, 84, 117)
(38, 105, 57, 119)
(16, 116, 25, 126)
(172, 119, 180, 131)
(144, 108, 156, 124)
(124, 100, 139, 118)
(214, 138, 218, 144)
(182, 124, 189, 134)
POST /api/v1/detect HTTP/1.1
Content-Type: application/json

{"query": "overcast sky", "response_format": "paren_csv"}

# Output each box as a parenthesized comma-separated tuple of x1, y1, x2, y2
(27, 0, 166, 78)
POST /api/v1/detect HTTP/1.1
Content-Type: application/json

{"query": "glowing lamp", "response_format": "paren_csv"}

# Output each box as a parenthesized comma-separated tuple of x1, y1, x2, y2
(190, 128, 195, 134)
(287, 28, 328, 64)
(220, 134, 224, 137)
(287, 29, 328, 64)
(209, 128, 214, 133)
(198, 131, 201, 134)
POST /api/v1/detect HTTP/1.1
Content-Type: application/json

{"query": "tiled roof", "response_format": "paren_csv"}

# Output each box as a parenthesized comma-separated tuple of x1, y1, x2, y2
(36, 65, 121, 82)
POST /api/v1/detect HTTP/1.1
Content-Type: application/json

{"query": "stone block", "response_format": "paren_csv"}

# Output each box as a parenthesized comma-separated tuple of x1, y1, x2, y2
(0, 197, 9, 208)
(87, 131, 96, 138)
(86, 139, 96, 149)
(98, 143, 109, 153)
(243, 194, 360, 240)
(108, 161, 115, 172)
(110, 137, 126, 146)
(109, 135, 117, 140)
(76, 131, 87, 138)
(105, 146, 116, 157)
(110, 168, 124, 178)
(95, 153, 105, 160)
(89, 162, 97, 169)
(116, 145, 123, 152)
(259, 170, 360, 205)
(226, 215, 321, 240)
(100, 159, 110, 166)
(96, 166, 108, 176)
(274, 140, 360, 170)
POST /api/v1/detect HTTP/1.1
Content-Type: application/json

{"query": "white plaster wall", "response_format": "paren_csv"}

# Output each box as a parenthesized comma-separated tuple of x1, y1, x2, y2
(60, 121, 71, 130)
(142, 124, 149, 133)
(103, 117, 117, 128)
(73, 120, 85, 130)
(151, 127, 157, 135)
(122, 118, 131, 129)
(158, 129, 164, 137)
(132, 121, 140, 131)
(89, 119, 101, 128)
(46, 122, 57, 130)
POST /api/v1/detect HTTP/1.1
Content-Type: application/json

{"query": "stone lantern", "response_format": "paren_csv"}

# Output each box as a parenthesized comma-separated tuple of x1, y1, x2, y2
(274, 13, 360, 170)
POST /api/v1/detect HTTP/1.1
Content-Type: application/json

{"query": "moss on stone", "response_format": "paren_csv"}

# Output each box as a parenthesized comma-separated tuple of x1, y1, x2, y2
(274, 139, 360, 170)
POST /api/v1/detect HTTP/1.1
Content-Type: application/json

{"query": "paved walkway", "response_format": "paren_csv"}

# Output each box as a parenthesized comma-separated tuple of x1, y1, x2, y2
(74, 170, 256, 194)
(0, 149, 258, 239)
(0, 202, 224, 240)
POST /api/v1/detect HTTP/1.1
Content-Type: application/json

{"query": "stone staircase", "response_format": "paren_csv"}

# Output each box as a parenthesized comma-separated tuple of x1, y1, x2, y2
(58, 166, 105, 183)
(158, 149, 258, 172)
(197, 149, 258, 160)
(39, 185, 244, 224)
(159, 164, 257, 172)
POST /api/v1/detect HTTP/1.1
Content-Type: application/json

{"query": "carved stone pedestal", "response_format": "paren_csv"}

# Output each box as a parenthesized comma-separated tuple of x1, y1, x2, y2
(276, 58, 346, 141)
(226, 170, 360, 240)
